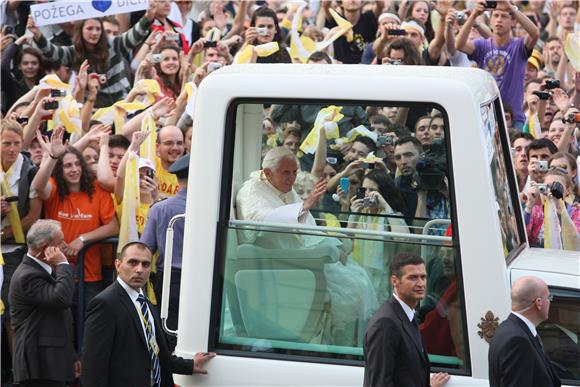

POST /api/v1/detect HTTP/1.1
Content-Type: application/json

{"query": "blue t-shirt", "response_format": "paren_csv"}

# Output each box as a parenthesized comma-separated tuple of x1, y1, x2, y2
(469, 37, 530, 124)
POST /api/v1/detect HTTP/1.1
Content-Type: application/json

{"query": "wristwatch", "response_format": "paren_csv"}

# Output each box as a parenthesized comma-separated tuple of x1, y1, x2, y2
(79, 235, 87, 245)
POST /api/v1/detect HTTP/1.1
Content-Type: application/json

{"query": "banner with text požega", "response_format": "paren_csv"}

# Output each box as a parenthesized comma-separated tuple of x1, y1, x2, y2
(30, 0, 148, 27)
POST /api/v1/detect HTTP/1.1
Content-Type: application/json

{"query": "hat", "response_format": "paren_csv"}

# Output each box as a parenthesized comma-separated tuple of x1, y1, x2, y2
(168, 154, 190, 179)
(401, 21, 425, 37)
(138, 157, 156, 171)
(527, 49, 542, 71)
(378, 12, 401, 24)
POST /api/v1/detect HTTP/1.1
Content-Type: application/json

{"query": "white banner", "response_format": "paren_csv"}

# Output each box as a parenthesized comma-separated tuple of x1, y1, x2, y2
(31, 0, 148, 27)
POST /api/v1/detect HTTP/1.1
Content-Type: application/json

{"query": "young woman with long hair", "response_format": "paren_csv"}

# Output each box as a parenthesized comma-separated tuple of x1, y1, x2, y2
(27, 1, 160, 107)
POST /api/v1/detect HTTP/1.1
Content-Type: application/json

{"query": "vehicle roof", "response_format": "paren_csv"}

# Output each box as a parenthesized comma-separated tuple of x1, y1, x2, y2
(512, 248, 580, 277)
(213, 64, 499, 103)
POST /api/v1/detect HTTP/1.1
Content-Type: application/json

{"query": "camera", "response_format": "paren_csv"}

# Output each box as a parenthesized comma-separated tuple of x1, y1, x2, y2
(4, 26, 14, 35)
(544, 79, 560, 90)
(532, 91, 551, 101)
(562, 112, 580, 124)
(151, 54, 162, 63)
(146, 169, 155, 179)
(537, 160, 548, 172)
(486, 1, 497, 8)
(207, 62, 223, 73)
(98, 74, 107, 84)
(356, 187, 366, 200)
(378, 135, 394, 146)
(416, 138, 447, 191)
(166, 33, 179, 41)
(16, 116, 29, 125)
(4, 196, 18, 203)
(256, 27, 269, 36)
(204, 40, 217, 48)
(549, 182, 565, 199)
(363, 196, 378, 208)
(456, 11, 466, 25)
(43, 100, 59, 110)
(387, 29, 407, 36)
(50, 89, 66, 97)
(359, 162, 375, 170)
(536, 183, 549, 194)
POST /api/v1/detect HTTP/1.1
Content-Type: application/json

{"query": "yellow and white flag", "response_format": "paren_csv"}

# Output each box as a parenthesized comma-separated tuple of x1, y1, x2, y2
(133, 79, 163, 106)
(92, 101, 147, 134)
(38, 74, 72, 93)
(184, 81, 197, 118)
(52, 96, 82, 135)
(140, 111, 157, 165)
(117, 152, 140, 253)
(543, 199, 580, 251)
(300, 105, 343, 154)
(526, 112, 541, 139)
(233, 42, 280, 64)
(565, 31, 580, 72)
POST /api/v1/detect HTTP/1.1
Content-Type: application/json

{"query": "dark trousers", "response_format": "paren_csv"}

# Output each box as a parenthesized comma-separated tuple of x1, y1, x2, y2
(154, 268, 182, 353)
(19, 380, 66, 387)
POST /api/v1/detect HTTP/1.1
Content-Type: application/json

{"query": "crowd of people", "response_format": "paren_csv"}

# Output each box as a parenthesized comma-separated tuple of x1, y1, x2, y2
(0, 0, 579, 385)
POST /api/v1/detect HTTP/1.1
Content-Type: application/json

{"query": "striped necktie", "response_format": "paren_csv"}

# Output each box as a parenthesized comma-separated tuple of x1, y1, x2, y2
(137, 294, 161, 386)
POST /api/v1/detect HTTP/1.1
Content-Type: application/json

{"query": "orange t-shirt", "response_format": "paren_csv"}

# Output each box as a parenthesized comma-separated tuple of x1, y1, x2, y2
(43, 178, 116, 282)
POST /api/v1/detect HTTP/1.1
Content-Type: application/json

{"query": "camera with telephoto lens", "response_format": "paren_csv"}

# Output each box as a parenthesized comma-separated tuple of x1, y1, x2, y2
(544, 79, 560, 90)
(415, 138, 447, 191)
(532, 91, 551, 101)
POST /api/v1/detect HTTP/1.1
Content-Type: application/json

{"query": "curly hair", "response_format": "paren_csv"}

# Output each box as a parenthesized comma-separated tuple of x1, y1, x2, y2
(364, 169, 406, 214)
(53, 146, 95, 201)
(72, 18, 109, 73)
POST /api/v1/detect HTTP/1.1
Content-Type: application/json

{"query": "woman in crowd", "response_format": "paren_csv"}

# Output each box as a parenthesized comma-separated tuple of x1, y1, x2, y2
(26, 0, 159, 107)
(402, 0, 434, 42)
(1, 40, 45, 113)
(243, 6, 291, 64)
(549, 152, 579, 202)
(154, 45, 183, 100)
(347, 170, 409, 301)
(524, 168, 580, 248)
(31, 126, 118, 305)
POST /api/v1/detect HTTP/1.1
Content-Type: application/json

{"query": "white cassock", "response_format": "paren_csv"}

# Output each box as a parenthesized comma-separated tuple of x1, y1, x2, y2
(236, 171, 341, 255)
(235, 171, 378, 346)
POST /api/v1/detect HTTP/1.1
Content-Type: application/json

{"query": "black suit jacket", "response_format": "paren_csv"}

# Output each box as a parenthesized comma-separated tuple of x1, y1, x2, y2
(8, 256, 76, 382)
(363, 296, 430, 387)
(488, 313, 561, 387)
(81, 280, 192, 387)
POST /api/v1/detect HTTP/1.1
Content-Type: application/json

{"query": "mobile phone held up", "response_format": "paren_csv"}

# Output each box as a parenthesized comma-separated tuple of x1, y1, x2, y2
(339, 177, 349, 194)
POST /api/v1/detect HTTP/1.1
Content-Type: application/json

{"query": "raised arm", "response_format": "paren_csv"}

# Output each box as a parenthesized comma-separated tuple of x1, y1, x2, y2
(31, 126, 68, 200)
(113, 0, 158, 57)
(28, 15, 74, 67)
(509, 3, 539, 51)
(114, 131, 150, 203)
(121, 97, 175, 139)
(455, 0, 485, 55)
(311, 126, 328, 179)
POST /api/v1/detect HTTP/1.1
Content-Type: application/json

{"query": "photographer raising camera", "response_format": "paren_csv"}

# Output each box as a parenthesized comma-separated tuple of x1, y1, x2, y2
(524, 169, 580, 250)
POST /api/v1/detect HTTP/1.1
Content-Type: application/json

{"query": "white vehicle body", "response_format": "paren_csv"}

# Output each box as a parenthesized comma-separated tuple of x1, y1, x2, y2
(161, 65, 579, 386)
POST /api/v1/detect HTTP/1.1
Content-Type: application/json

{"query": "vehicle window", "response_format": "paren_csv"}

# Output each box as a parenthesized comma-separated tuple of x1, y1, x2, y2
(213, 101, 469, 373)
(480, 100, 525, 260)
(538, 287, 580, 385)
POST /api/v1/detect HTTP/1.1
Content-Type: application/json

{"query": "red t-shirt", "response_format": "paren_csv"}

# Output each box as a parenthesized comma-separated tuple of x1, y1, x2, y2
(43, 178, 116, 282)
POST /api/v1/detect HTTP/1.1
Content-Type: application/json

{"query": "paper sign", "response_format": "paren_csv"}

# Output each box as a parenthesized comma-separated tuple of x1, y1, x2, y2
(30, 0, 148, 27)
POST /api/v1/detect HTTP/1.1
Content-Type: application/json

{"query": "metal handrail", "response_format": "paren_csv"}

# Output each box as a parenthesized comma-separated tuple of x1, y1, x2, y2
(75, 237, 118, 353)
(161, 214, 185, 336)
(229, 219, 452, 244)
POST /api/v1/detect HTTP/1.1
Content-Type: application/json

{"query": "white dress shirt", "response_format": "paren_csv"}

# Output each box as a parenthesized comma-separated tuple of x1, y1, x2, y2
(393, 292, 416, 323)
(512, 311, 538, 337)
